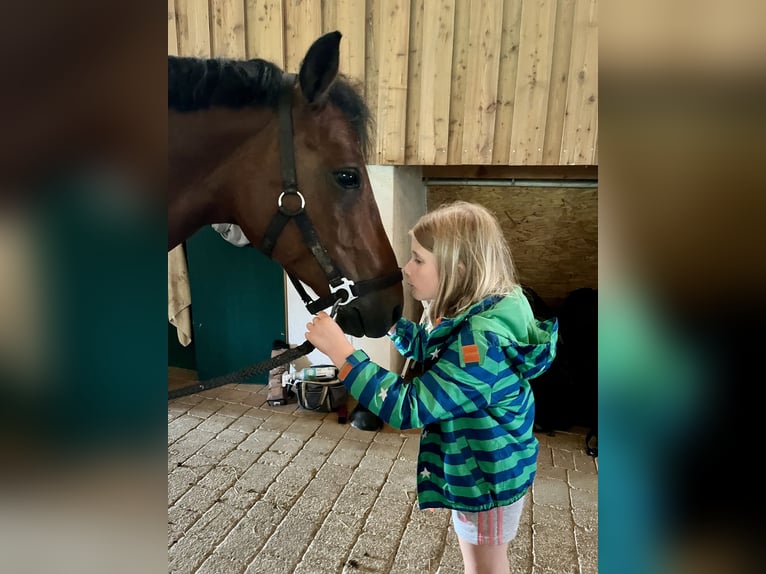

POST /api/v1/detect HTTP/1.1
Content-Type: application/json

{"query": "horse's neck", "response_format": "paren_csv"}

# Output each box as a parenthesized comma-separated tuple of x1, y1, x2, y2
(168, 107, 272, 249)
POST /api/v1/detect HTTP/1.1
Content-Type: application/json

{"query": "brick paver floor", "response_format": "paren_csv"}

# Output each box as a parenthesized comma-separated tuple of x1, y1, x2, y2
(168, 380, 597, 574)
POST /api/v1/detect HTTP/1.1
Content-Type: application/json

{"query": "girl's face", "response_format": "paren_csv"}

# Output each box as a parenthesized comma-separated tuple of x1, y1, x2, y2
(403, 236, 439, 302)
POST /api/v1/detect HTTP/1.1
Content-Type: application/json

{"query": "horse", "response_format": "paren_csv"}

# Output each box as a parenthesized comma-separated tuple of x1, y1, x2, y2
(168, 31, 402, 430)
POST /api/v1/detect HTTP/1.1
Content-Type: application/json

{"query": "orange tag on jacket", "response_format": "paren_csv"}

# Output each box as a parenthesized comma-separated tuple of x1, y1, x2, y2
(462, 344, 480, 364)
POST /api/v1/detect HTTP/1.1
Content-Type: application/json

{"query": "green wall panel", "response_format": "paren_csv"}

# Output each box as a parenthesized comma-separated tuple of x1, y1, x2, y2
(186, 227, 285, 383)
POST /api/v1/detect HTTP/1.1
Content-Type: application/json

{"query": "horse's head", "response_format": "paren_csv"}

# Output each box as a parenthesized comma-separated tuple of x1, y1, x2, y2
(225, 32, 403, 337)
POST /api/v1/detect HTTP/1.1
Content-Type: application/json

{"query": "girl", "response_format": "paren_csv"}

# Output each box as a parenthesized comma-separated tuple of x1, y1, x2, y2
(306, 201, 558, 574)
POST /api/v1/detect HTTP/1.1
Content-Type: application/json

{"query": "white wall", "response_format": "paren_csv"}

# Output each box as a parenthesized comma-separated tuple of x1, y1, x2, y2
(285, 166, 426, 371)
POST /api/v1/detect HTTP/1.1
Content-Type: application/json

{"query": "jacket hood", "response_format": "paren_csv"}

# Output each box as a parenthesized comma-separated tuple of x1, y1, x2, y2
(439, 286, 558, 380)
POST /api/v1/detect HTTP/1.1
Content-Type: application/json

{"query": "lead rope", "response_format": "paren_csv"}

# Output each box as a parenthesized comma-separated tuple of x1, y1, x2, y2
(168, 300, 341, 401)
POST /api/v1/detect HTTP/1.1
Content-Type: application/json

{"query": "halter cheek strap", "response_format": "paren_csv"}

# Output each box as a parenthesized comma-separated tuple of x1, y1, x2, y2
(260, 73, 401, 313)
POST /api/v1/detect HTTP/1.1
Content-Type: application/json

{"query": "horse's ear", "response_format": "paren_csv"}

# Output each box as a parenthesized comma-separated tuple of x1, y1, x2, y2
(298, 31, 341, 104)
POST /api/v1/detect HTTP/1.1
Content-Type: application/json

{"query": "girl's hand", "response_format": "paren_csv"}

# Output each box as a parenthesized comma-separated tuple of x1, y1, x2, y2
(305, 311, 355, 367)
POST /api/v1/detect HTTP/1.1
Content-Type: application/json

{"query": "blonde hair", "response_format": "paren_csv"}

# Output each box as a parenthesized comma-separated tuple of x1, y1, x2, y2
(411, 201, 517, 320)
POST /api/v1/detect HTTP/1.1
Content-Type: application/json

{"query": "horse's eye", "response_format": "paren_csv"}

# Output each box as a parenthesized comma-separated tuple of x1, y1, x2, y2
(333, 169, 360, 190)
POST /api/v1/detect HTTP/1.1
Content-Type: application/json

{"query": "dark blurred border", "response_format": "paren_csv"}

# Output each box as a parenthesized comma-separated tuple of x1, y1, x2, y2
(601, 1, 765, 573)
(0, 2, 167, 573)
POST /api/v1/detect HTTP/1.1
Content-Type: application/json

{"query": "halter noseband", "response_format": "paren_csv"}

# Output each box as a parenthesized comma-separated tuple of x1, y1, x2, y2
(260, 73, 401, 315)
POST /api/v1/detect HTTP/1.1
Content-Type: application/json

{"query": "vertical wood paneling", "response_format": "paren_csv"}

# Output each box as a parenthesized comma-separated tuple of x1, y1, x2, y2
(542, 0, 576, 164)
(176, 0, 211, 58)
(560, 0, 598, 165)
(446, 0, 469, 163)
(418, 0, 455, 165)
(211, 0, 247, 58)
(365, 0, 381, 158)
(335, 0, 367, 83)
(284, 0, 323, 72)
(404, 0, 424, 163)
(460, 0, 503, 164)
(491, 0, 522, 164)
(245, 0, 284, 66)
(376, 0, 410, 164)
(169, 0, 179, 56)
(510, 0, 557, 165)
(171, 0, 599, 167)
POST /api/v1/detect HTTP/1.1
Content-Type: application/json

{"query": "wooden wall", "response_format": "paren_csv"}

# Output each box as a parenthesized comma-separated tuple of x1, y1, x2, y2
(168, 0, 598, 167)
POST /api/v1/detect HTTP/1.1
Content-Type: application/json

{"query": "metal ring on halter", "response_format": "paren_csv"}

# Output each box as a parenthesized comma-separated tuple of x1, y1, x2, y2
(278, 190, 305, 215)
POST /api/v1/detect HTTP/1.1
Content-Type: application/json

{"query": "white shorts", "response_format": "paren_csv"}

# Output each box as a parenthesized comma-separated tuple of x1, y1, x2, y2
(451, 496, 526, 545)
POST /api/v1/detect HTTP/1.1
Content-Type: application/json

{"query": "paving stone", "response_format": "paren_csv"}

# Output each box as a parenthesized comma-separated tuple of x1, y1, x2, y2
(216, 402, 251, 418)
(327, 438, 368, 467)
(551, 447, 576, 470)
(568, 468, 598, 492)
(198, 465, 240, 496)
(269, 435, 304, 456)
(168, 466, 198, 506)
(570, 486, 598, 511)
(187, 399, 226, 418)
(364, 440, 402, 462)
(227, 416, 263, 434)
(304, 436, 340, 455)
(197, 437, 237, 462)
(313, 419, 348, 440)
(573, 449, 598, 474)
(283, 418, 323, 440)
(358, 452, 396, 474)
(532, 519, 579, 574)
(574, 525, 598, 574)
(219, 448, 259, 474)
(168, 415, 203, 444)
(196, 413, 235, 434)
(216, 428, 248, 445)
(238, 430, 280, 454)
(532, 476, 571, 508)
(391, 524, 446, 573)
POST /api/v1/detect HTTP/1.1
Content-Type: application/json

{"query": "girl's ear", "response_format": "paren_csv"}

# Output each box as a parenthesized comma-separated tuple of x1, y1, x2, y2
(457, 262, 466, 278)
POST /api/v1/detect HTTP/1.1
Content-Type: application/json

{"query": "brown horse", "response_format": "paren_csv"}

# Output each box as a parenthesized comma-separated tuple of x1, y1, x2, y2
(168, 32, 403, 342)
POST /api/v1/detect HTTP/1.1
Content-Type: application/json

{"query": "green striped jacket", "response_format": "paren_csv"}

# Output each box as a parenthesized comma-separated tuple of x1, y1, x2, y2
(339, 286, 558, 511)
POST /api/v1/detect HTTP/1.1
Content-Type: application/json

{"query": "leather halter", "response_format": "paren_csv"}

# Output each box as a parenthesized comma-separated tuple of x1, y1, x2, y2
(260, 73, 402, 315)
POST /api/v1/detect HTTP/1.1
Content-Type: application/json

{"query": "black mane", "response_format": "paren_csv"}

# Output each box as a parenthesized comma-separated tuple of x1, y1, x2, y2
(168, 56, 372, 158)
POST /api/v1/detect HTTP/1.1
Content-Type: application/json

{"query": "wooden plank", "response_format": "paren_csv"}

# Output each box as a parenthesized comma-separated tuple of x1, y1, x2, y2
(446, 0, 469, 163)
(168, 0, 179, 56)
(176, 0, 211, 58)
(491, 0, 522, 164)
(322, 0, 337, 33)
(376, 0, 411, 164)
(245, 0, 284, 66)
(593, 134, 598, 165)
(460, 0, 504, 164)
(365, 0, 381, 161)
(542, 0, 576, 164)
(417, 0, 455, 165)
(421, 164, 598, 180)
(284, 0, 323, 73)
(211, 0, 247, 58)
(560, 0, 598, 165)
(510, 0, 557, 165)
(335, 0, 367, 83)
(404, 0, 424, 163)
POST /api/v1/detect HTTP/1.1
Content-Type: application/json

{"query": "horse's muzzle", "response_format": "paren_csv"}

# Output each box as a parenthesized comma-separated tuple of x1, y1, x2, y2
(336, 285, 403, 338)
